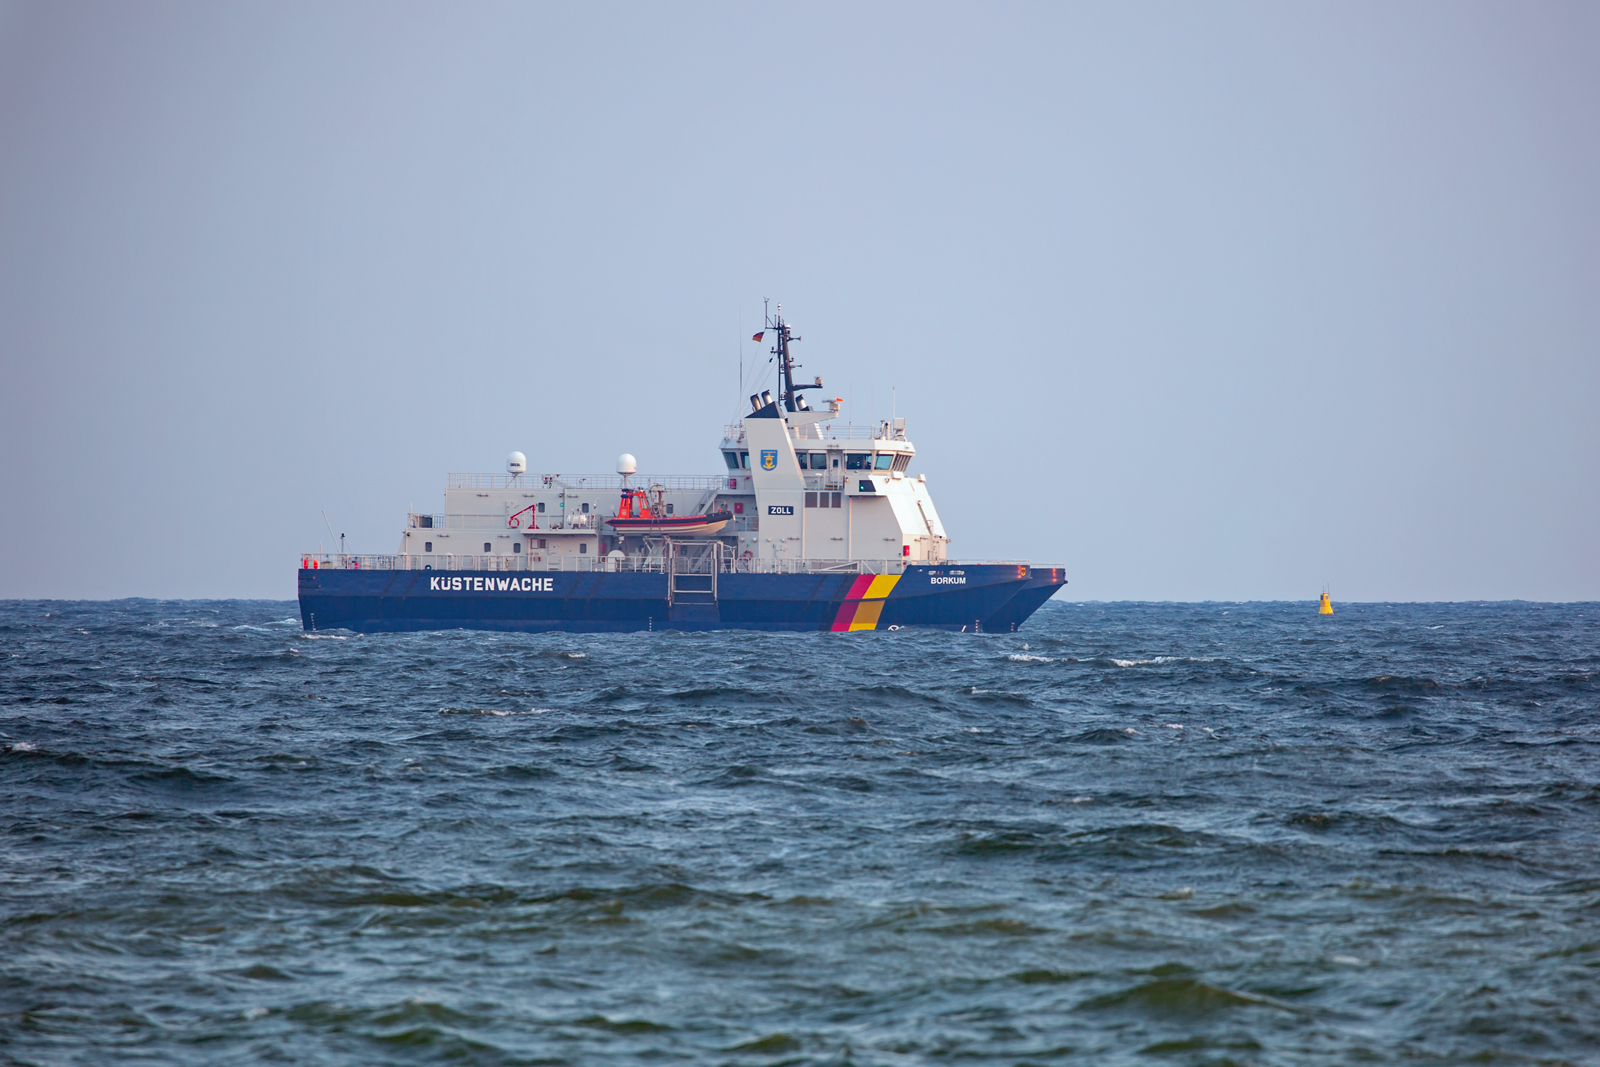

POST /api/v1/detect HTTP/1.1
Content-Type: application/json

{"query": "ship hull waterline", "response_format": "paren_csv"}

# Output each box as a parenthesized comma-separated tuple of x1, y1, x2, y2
(297, 563, 1064, 634)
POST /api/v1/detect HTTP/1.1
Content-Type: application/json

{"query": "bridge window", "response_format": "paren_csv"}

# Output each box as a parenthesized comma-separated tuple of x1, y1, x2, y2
(740, 452, 750, 469)
(845, 453, 869, 470)
(874, 454, 894, 470)
(892, 453, 911, 472)
(723, 451, 739, 469)
(809, 452, 825, 469)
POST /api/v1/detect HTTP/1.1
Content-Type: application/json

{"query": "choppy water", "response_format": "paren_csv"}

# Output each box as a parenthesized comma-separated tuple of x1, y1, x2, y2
(2, 600, 1597, 1066)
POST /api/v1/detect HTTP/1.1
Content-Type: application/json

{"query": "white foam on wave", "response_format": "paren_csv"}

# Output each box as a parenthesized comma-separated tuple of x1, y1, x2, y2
(1163, 723, 1184, 730)
(441, 707, 512, 716)
(1006, 653, 1054, 664)
(10, 741, 37, 753)
(301, 634, 347, 641)
(1109, 655, 1219, 668)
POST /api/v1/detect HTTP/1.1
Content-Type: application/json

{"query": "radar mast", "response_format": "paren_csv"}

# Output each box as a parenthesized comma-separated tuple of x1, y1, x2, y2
(763, 300, 823, 412)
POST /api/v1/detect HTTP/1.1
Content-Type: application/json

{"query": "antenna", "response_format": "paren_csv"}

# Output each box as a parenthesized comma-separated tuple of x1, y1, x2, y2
(761, 300, 822, 413)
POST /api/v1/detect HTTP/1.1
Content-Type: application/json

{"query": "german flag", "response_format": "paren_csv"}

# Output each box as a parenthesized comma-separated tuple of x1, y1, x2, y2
(751, 331, 764, 342)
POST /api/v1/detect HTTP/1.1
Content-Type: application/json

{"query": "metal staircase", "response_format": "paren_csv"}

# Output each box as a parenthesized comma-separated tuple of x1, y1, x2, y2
(666, 541, 720, 619)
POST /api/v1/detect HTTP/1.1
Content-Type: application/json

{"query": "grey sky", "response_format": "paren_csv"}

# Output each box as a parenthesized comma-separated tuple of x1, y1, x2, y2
(2, 2, 1596, 601)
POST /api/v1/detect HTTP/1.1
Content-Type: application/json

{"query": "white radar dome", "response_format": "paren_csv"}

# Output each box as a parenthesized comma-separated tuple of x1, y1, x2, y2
(616, 453, 637, 476)
(506, 451, 526, 475)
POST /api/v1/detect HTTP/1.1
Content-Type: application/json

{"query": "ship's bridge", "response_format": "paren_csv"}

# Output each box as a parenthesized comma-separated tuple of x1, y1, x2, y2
(722, 409, 948, 565)
(721, 418, 914, 475)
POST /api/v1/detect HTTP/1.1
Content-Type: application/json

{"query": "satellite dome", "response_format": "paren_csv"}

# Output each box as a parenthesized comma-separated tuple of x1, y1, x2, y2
(506, 451, 526, 475)
(616, 453, 637, 476)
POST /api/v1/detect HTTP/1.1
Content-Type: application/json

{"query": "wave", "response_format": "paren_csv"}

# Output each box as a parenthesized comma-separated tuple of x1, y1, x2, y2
(1076, 976, 1303, 1017)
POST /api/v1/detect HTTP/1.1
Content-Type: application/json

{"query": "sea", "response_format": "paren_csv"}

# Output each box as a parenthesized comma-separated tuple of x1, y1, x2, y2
(1, 599, 1596, 1066)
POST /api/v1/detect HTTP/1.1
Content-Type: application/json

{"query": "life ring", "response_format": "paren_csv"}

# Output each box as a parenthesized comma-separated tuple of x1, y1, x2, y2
(742, 550, 753, 560)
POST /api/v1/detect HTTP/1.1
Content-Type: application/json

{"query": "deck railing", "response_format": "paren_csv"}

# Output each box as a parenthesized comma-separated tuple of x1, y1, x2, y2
(722, 422, 909, 444)
(299, 553, 1032, 576)
(410, 512, 600, 531)
(448, 473, 724, 491)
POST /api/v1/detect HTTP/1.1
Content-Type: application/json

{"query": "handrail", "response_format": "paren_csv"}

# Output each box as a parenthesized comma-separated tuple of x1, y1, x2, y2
(299, 553, 1035, 575)
(448, 473, 723, 491)
(722, 422, 910, 444)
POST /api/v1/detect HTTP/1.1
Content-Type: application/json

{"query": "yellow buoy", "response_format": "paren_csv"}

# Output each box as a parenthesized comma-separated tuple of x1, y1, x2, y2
(1318, 588, 1333, 615)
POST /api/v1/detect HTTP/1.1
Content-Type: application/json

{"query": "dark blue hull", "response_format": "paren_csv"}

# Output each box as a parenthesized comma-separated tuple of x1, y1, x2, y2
(981, 566, 1069, 633)
(297, 564, 1064, 634)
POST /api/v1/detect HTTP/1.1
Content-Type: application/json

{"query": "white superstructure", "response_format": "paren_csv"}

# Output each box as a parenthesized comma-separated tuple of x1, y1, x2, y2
(390, 304, 948, 573)
(724, 406, 948, 564)
(393, 410, 948, 570)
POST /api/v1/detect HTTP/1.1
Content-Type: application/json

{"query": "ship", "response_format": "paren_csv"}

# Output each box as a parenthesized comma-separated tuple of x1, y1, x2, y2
(297, 306, 1066, 633)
